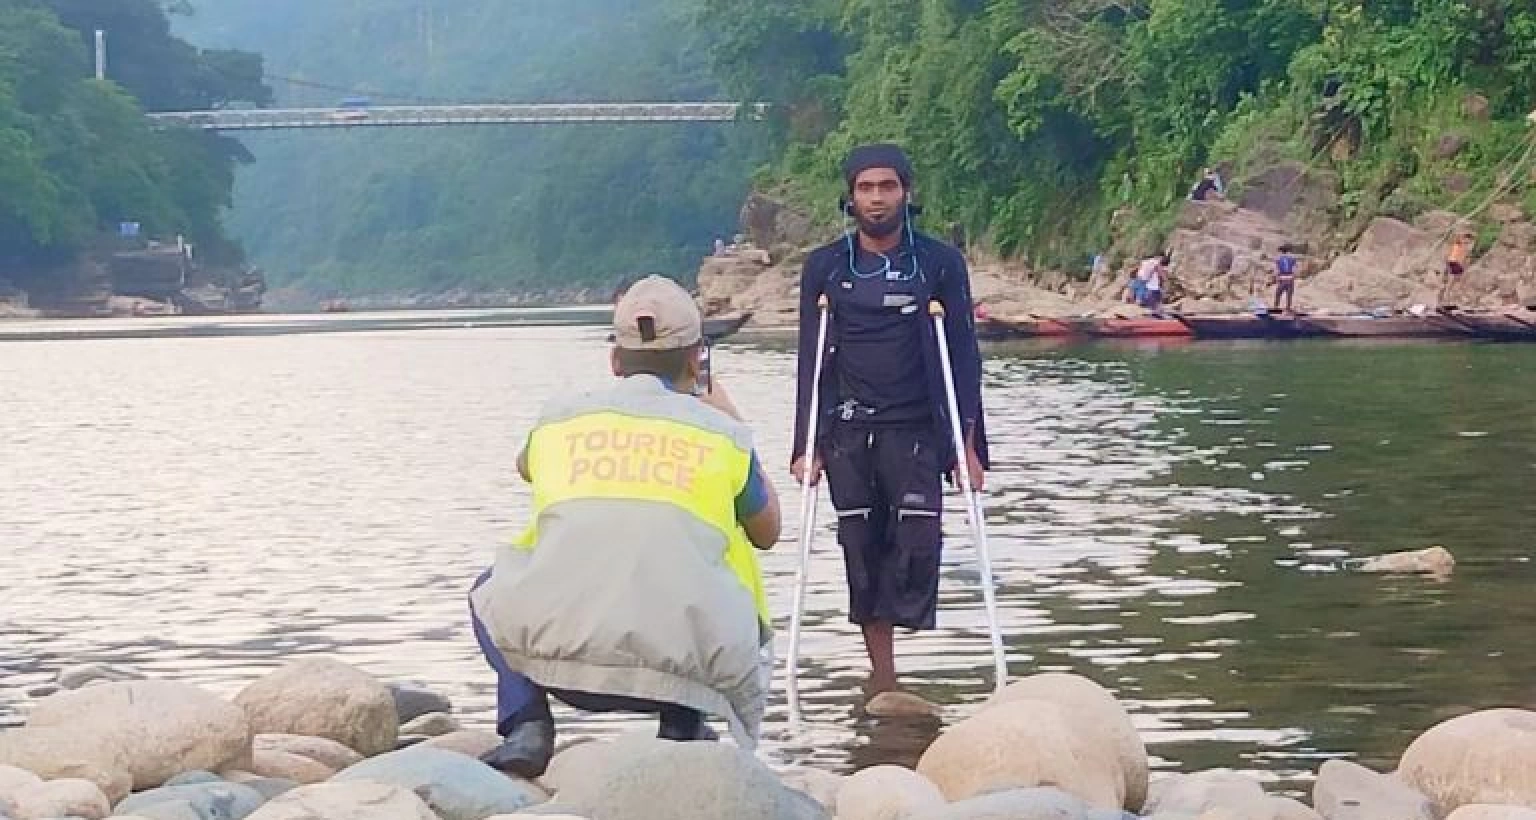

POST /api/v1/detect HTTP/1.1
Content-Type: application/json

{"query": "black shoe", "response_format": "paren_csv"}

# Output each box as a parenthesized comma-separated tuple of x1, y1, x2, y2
(480, 719, 555, 778)
(657, 714, 718, 742)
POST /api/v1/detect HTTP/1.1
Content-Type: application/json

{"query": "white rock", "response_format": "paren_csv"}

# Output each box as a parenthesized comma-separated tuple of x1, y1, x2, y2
(483, 815, 590, 820)
(1141, 771, 1268, 817)
(983, 672, 1150, 811)
(555, 741, 828, 820)
(253, 735, 364, 772)
(331, 747, 548, 820)
(54, 663, 144, 690)
(1399, 709, 1536, 814)
(115, 780, 265, 820)
(25, 680, 251, 791)
(0, 727, 133, 803)
(540, 734, 673, 796)
(837, 765, 946, 820)
(245, 781, 438, 820)
(1312, 759, 1433, 820)
(1446, 806, 1536, 820)
(916, 700, 1123, 809)
(10, 777, 110, 820)
(234, 658, 398, 757)
(0, 765, 42, 802)
(1357, 546, 1454, 575)
(1268, 796, 1324, 820)
(245, 749, 334, 784)
(910, 786, 1093, 819)
(400, 712, 462, 737)
(422, 731, 503, 761)
(777, 766, 842, 810)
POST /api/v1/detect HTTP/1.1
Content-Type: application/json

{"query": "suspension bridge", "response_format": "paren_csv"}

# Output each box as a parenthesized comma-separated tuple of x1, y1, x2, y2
(147, 102, 769, 132)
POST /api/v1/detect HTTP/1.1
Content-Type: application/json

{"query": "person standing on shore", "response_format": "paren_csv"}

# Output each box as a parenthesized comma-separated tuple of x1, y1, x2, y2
(1272, 245, 1299, 313)
(1440, 230, 1474, 308)
(790, 143, 989, 706)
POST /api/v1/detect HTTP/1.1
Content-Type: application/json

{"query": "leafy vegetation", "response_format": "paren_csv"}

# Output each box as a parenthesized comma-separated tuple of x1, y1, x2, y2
(0, 0, 268, 279)
(178, 0, 774, 294)
(698, 0, 1536, 272)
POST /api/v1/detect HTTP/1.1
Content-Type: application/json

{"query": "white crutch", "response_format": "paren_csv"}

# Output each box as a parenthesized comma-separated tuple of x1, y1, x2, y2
(929, 299, 1009, 692)
(785, 294, 830, 727)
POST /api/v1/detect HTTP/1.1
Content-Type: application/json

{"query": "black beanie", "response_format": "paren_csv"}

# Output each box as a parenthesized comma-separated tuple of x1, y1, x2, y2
(843, 143, 914, 190)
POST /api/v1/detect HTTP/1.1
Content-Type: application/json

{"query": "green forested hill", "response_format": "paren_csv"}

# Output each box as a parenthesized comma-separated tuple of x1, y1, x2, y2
(178, 0, 771, 294)
(0, 0, 267, 280)
(698, 0, 1536, 270)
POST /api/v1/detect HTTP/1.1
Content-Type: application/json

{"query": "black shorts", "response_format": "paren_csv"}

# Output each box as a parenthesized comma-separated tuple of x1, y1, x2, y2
(823, 423, 944, 630)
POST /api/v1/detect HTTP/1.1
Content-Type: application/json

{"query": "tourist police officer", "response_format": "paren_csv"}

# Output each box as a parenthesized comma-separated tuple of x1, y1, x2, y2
(791, 143, 990, 703)
(470, 275, 781, 776)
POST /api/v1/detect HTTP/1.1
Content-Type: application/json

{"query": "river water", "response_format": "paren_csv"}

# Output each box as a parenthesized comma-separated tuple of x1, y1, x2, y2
(2, 315, 1534, 789)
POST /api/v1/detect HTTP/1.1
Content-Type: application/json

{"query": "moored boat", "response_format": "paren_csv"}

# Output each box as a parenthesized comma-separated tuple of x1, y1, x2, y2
(1439, 309, 1536, 341)
(1078, 316, 1193, 338)
(701, 311, 753, 341)
(1299, 314, 1467, 338)
(1175, 312, 1315, 339)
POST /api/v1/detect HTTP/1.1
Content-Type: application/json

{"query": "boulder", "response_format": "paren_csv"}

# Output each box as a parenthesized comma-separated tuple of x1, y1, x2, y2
(909, 786, 1095, 819)
(1435, 134, 1468, 160)
(540, 734, 674, 796)
(234, 659, 397, 757)
(54, 663, 144, 690)
(1462, 94, 1491, 120)
(1399, 709, 1536, 814)
(0, 727, 133, 803)
(983, 673, 1149, 811)
(9, 778, 110, 820)
(864, 692, 941, 719)
(1268, 796, 1325, 820)
(332, 747, 547, 820)
(252, 735, 363, 772)
(244, 750, 333, 785)
(778, 767, 842, 811)
(26, 680, 250, 792)
(1141, 770, 1269, 818)
(386, 683, 454, 725)
(1312, 759, 1433, 820)
(164, 771, 224, 787)
(400, 713, 461, 737)
(836, 765, 946, 820)
(1356, 547, 1455, 575)
(116, 780, 265, 820)
(554, 741, 828, 820)
(916, 700, 1123, 809)
(0, 766, 42, 802)
(421, 731, 503, 761)
(244, 782, 437, 820)
(739, 192, 815, 251)
(1447, 807, 1536, 820)
(126, 802, 206, 820)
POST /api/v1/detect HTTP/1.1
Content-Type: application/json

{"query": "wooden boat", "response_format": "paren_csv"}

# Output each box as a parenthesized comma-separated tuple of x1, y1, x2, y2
(976, 317, 1075, 339)
(1299, 314, 1467, 338)
(1440, 309, 1536, 340)
(702, 311, 753, 341)
(1176, 312, 1316, 339)
(1076, 317, 1193, 338)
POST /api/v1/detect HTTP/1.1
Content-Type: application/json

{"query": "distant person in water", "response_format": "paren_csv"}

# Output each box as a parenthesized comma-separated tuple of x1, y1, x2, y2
(1189, 168, 1225, 202)
(1273, 245, 1299, 313)
(1440, 230, 1474, 308)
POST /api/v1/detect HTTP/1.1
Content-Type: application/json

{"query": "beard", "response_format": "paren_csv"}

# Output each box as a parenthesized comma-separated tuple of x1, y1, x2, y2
(854, 206, 905, 239)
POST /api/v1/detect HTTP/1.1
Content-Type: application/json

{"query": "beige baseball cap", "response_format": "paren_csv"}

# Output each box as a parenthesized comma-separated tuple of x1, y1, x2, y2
(613, 275, 702, 351)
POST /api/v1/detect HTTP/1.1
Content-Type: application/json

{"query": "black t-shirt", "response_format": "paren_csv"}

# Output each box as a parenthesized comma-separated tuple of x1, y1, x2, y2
(829, 246, 932, 426)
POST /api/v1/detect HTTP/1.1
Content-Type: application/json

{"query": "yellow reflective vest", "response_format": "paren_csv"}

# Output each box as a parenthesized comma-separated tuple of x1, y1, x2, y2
(471, 374, 770, 747)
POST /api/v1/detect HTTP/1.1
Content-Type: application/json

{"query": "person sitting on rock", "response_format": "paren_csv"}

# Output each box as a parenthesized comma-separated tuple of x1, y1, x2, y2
(468, 274, 782, 778)
(1272, 245, 1299, 313)
(1188, 168, 1225, 201)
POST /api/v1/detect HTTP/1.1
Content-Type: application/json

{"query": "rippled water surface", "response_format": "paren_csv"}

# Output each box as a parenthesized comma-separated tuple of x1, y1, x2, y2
(4, 316, 1535, 788)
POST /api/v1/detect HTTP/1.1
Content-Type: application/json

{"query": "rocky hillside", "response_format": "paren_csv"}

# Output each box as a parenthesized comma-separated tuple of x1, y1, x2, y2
(701, 158, 1536, 325)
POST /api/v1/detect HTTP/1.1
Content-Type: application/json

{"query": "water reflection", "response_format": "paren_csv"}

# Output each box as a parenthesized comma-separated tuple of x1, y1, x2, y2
(2, 329, 1534, 789)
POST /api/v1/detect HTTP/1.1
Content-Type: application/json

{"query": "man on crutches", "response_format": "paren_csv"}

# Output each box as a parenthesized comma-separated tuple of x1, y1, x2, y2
(790, 143, 992, 714)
